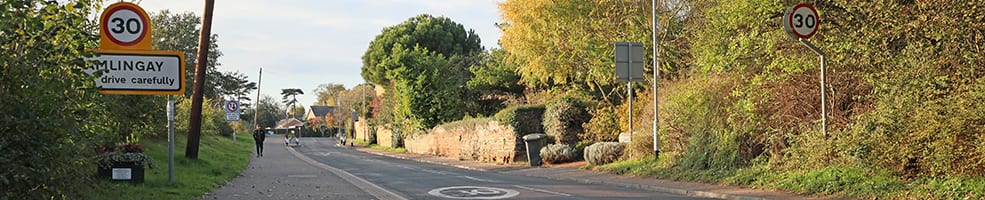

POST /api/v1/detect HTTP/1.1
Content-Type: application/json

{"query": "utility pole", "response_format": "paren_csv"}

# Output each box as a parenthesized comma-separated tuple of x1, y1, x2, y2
(186, 0, 215, 159)
(361, 83, 366, 140)
(253, 68, 262, 129)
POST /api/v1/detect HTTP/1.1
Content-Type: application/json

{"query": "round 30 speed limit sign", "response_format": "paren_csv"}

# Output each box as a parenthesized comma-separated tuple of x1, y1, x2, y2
(783, 4, 819, 39)
(99, 2, 152, 50)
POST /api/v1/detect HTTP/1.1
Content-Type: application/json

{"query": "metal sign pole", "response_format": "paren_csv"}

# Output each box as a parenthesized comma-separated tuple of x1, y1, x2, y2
(798, 38, 827, 137)
(167, 95, 175, 182)
(232, 97, 236, 144)
(651, 0, 660, 159)
(628, 43, 634, 140)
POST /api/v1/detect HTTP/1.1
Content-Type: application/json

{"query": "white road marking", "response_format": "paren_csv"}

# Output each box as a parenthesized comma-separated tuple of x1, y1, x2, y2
(428, 186, 520, 199)
(512, 185, 573, 196)
(459, 176, 499, 183)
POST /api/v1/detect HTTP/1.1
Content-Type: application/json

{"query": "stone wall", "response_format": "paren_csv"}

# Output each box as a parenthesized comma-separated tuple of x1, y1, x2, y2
(354, 117, 369, 141)
(376, 127, 394, 148)
(404, 119, 522, 164)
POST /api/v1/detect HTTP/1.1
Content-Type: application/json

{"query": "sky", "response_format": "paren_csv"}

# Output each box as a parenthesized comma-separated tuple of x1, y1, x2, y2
(133, 0, 503, 106)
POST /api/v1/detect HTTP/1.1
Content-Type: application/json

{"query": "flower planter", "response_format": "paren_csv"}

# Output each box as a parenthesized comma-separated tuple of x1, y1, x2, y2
(97, 161, 145, 184)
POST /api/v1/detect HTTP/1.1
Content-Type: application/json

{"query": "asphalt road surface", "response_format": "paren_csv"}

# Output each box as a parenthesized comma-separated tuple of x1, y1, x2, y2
(295, 137, 709, 200)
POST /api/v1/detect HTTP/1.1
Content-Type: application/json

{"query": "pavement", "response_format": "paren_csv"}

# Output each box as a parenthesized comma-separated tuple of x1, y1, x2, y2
(202, 138, 395, 200)
(351, 145, 844, 200)
(205, 137, 843, 200)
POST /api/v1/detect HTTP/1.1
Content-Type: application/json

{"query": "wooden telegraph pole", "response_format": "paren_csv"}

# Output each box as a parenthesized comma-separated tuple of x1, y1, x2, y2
(186, 0, 216, 159)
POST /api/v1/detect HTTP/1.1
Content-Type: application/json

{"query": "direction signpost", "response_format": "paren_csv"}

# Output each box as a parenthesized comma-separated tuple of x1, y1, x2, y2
(783, 4, 827, 137)
(86, 2, 185, 183)
(615, 42, 644, 140)
(225, 100, 241, 121)
(225, 99, 241, 143)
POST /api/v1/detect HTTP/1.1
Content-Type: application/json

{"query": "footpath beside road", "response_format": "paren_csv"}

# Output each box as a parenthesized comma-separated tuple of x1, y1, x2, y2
(352, 145, 843, 200)
(202, 139, 380, 200)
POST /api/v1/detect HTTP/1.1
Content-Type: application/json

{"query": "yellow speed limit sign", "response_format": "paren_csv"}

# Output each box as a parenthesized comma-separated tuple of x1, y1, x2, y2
(99, 2, 152, 50)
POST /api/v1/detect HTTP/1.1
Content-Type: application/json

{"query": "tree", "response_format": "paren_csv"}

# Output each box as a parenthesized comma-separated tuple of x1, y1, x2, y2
(498, 0, 657, 103)
(361, 14, 482, 85)
(312, 83, 346, 105)
(467, 49, 524, 115)
(221, 71, 257, 107)
(242, 95, 285, 128)
(389, 46, 465, 130)
(361, 14, 482, 130)
(1, 0, 106, 198)
(281, 88, 304, 119)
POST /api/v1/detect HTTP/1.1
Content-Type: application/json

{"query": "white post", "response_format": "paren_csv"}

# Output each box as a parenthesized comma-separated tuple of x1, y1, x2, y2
(232, 99, 236, 144)
(628, 43, 634, 139)
(799, 38, 827, 137)
(167, 95, 175, 182)
(651, 0, 660, 158)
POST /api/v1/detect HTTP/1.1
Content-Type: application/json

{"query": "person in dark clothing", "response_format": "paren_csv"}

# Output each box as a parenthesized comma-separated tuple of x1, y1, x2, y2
(253, 127, 265, 157)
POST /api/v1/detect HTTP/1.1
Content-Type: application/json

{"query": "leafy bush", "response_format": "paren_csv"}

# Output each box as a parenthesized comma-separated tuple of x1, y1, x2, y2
(543, 96, 590, 144)
(175, 97, 231, 136)
(540, 144, 578, 164)
(623, 131, 655, 160)
(582, 106, 620, 142)
(662, 75, 762, 170)
(496, 104, 545, 157)
(574, 140, 595, 158)
(495, 104, 546, 137)
(584, 142, 625, 166)
(0, 1, 106, 198)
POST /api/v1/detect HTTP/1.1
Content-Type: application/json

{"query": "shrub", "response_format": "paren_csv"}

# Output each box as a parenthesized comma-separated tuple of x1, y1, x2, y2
(543, 96, 590, 145)
(663, 75, 762, 170)
(496, 104, 545, 158)
(584, 142, 625, 166)
(623, 132, 655, 160)
(541, 144, 578, 164)
(575, 140, 595, 158)
(582, 106, 620, 142)
(495, 104, 546, 136)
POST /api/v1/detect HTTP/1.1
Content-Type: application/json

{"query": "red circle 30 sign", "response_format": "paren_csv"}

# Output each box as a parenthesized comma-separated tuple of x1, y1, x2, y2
(99, 2, 152, 50)
(783, 4, 819, 39)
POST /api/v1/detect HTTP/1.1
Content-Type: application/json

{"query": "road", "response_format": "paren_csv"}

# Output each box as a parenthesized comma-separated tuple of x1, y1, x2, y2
(294, 137, 708, 200)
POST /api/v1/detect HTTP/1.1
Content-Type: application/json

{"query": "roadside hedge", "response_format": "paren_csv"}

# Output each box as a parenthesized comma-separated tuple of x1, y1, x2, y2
(495, 104, 545, 136)
(543, 96, 589, 145)
(495, 104, 545, 159)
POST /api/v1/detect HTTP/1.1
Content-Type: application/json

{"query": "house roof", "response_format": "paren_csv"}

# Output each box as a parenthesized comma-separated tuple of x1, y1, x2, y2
(274, 118, 304, 129)
(309, 106, 335, 118)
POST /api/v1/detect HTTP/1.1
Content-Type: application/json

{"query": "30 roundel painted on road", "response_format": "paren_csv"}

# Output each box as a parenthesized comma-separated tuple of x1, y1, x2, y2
(101, 4, 150, 46)
(786, 4, 819, 39)
(428, 186, 519, 199)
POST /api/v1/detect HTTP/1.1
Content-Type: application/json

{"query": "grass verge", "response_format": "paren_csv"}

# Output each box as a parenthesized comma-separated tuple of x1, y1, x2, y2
(366, 144, 407, 153)
(592, 157, 985, 199)
(84, 133, 253, 199)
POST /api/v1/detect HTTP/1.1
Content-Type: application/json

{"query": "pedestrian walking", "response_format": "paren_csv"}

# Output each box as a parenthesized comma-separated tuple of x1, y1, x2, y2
(252, 127, 265, 157)
(285, 131, 291, 146)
